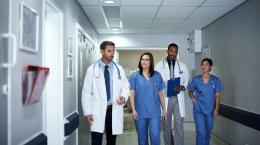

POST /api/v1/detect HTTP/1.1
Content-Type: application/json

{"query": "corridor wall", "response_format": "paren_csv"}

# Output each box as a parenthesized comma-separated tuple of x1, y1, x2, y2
(197, 0, 260, 144)
(4, 0, 98, 144)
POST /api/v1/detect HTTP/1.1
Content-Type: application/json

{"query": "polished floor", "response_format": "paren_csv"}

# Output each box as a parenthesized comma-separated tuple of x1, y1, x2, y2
(101, 112, 230, 145)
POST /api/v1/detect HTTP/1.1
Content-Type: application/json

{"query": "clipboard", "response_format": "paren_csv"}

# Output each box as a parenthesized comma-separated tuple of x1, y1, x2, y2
(167, 77, 180, 97)
(22, 65, 49, 105)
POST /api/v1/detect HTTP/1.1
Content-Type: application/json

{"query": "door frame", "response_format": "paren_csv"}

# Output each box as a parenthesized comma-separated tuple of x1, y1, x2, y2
(75, 22, 98, 116)
(42, 0, 64, 144)
(75, 23, 98, 145)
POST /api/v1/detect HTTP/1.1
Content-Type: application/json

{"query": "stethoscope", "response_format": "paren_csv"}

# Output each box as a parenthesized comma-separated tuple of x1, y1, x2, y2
(163, 57, 183, 74)
(93, 59, 121, 79)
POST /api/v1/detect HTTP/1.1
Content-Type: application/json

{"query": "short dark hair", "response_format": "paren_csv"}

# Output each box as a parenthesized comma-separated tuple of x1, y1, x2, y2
(201, 58, 213, 66)
(138, 52, 155, 77)
(168, 43, 178, 50)
(100, 41, 115, 50)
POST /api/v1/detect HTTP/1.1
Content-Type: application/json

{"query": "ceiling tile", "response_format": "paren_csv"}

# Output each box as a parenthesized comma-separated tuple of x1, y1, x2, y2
(202, 0, 246, 7)
(172, 28, 194, 34)
(97, 28, 148, 34)
(156, 7, 197, 19)
(103, 6, 121, 18)
(82, 6, 104, 19)
(107, 18, 121, 28)
(190, 6, 232, 19)
(122, 19, 152, 28)
(162, 0, 205, 6)
(90, 18, 107, 29)
(121, 6, 158, 19)
(78, 0, 100, 5)
(121, 0, 162, 6)
(181, 19, 214, 29)
(150, 19, 184, 29)
(76, 0, 246, 34)
(78, 0, 121, 6)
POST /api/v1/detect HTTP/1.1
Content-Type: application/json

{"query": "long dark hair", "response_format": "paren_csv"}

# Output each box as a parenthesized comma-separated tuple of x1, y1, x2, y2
(138, 52, 154, 77)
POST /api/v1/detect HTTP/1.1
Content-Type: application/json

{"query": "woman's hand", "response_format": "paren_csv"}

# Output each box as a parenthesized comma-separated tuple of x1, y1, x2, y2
(162, 110, 167, 120)
(191, 98, 196, 102)
(213, 108, 219, 118)
(132, 110, 138, 120)
(188, 91, 196, 102)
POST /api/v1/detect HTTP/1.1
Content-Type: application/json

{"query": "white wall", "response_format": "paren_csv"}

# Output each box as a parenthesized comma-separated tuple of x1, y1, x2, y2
(9, 0, 44, 144)
(199, 0, 260, 144)
(5, 0, 98, 144)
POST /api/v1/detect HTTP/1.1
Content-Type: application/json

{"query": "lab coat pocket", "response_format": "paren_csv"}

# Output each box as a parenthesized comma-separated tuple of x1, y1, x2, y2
(112, 103, 124, 133)
(91, 101, 101, 115)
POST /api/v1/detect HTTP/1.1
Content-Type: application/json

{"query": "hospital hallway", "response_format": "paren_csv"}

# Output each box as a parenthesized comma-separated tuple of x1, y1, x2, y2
(1, 0, 260, 145)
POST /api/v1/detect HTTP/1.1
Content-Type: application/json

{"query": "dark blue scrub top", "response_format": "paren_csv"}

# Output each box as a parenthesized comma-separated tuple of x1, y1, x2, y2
(129, 71, 165, 118)
(188, 74, 224, 115)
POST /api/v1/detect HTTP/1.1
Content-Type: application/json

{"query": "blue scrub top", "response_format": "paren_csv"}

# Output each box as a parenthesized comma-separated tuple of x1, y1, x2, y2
(188, 74, 224, 115)
(129, 71, 165, 118)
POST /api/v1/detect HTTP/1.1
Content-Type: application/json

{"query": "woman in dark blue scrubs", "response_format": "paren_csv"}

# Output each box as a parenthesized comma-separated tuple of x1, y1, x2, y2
(129, 52, 167, 145)
(188, 58, 224, 145)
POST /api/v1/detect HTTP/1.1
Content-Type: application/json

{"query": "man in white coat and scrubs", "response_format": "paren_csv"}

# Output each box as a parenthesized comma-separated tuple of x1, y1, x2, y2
(82, 41, 130, 145)
(155, 43, 189, 145)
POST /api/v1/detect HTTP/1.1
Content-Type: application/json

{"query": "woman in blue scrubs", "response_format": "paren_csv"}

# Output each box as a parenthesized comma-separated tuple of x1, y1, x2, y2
(129, 52, 167, 145)
(188, 58, 224, 145)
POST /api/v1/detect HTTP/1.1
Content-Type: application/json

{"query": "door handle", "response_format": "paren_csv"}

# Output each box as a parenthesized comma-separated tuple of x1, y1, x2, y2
(2, 84, 8, 95)
(0, 33, 17, 68)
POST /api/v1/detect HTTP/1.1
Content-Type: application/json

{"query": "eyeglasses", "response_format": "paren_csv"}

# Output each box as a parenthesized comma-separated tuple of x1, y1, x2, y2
(141, 58, 150, 61)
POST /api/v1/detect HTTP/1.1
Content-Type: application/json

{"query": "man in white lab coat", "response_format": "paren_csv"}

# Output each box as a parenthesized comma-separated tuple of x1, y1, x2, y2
(81, 41, 130, 145)
(155, 43, 189, 145)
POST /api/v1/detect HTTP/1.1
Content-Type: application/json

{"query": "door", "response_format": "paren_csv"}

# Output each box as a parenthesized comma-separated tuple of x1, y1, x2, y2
(43, 1, 64, 144)
(77, 28, 91, 145)
(76, 24, 98, 145)
(0, 1, 16, 145)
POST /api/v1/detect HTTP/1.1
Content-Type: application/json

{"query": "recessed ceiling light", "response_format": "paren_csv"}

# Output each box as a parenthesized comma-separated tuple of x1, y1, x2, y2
(104, 0, 115, 4)
(112, 28, 119, 31)
(112, 31, 119, 34)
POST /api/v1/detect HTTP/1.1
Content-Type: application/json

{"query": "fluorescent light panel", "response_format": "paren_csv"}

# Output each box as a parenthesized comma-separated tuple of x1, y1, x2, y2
(104, 0, 115, 4)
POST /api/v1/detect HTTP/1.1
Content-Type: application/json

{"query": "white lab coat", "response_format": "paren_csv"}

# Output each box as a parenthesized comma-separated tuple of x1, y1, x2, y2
(81, 62, 130, 135)
(155, 59, 189, 117)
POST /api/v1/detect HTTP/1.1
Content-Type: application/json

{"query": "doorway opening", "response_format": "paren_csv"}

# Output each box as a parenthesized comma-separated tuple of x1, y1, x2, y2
(43, 1, 64, 144)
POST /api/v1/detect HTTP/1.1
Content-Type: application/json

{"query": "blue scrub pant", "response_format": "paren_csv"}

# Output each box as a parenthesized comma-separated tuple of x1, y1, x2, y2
(135, 118, 161, 145)
(193, 112, 214, 145)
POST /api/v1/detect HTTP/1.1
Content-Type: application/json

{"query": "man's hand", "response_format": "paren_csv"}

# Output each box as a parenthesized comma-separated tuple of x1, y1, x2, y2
(174, 85, 185, 93)
(117, 96, 125, 105)
(86, 115, 94, 125)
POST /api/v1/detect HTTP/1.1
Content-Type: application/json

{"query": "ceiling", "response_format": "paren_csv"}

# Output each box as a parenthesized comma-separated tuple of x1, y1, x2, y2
(77, 0, 246, 34)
